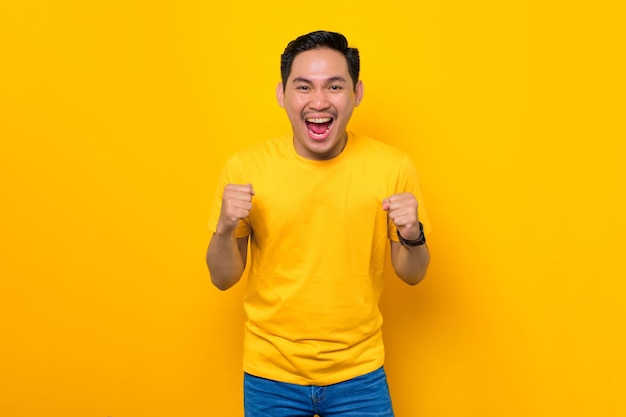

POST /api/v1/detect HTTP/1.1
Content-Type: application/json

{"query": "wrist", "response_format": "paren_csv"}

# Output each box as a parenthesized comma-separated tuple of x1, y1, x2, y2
(397, 222, 426, 247)
(215, 222, 238, 237)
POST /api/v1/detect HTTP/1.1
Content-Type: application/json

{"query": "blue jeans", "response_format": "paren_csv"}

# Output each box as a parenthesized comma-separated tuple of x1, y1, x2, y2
(244, 366, 394, 417)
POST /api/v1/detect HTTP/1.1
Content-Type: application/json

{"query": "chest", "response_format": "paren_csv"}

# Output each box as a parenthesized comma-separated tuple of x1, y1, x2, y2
(248, 160, 392, 237)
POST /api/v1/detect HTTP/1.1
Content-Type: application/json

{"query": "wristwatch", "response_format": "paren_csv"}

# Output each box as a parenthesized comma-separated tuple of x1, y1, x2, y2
(397, 222, 426, 247)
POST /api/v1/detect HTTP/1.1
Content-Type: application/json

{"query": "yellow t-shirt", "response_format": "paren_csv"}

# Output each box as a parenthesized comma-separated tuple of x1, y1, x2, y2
(208, 132, 430, 385)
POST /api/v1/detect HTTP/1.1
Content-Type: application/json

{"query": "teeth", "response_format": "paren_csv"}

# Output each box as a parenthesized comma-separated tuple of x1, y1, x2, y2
(306, 117, 332, 123)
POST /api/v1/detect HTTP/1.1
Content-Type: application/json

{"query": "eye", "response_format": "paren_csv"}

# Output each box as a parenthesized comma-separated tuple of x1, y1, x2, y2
(296, 85, 310, 91)
(329, 85, 343, 91)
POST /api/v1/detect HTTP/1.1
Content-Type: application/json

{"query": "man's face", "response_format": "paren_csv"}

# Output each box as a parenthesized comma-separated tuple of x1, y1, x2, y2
(277, 47, 363, 160)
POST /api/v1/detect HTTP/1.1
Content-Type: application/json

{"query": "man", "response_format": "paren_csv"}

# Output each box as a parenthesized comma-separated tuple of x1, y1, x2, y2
(206, 30, 430, 417)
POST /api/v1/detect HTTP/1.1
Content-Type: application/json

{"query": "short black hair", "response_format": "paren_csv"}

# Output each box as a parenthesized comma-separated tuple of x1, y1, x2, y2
(280, 31, 360, 91)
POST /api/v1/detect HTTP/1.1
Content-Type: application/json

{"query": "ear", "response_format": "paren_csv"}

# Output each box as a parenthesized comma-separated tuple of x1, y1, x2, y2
(276, 82, 285, 107)
(354, 80, 364, 107)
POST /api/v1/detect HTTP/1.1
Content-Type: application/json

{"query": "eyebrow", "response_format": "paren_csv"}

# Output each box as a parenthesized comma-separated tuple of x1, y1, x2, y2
(291, 76, 348, 85)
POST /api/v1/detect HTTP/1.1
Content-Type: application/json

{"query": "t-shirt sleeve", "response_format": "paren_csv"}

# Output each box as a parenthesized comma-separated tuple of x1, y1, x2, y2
(388, 154, 431, 241)
(207, 154, 252, 238)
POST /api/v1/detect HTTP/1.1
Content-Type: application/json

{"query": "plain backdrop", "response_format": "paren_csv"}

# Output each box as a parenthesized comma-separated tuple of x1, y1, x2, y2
(1, 1, 625, 416)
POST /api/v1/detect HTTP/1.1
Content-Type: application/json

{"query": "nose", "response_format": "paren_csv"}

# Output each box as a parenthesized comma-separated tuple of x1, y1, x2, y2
(308, 89, 330, 111)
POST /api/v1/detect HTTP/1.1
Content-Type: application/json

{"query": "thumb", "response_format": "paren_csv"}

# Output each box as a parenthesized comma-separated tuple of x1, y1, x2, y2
(382, 198, 390, 211)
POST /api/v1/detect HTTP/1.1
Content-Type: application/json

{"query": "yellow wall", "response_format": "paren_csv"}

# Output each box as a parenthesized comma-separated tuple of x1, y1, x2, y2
(1, 1, 624, 416)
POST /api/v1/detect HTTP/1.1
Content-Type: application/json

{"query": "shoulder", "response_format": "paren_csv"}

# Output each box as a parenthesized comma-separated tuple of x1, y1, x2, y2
(226, 136, 289, 162)
(221, 136, 291, 179)
(348, 133, 421, 184)
(230, 136, 290, 162)
(349, 132, 410, 162)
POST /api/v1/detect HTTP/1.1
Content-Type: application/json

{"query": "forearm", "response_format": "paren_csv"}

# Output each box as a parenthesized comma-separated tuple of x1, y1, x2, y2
(206, 232, 248, 291)
(390, 241, 430, 285)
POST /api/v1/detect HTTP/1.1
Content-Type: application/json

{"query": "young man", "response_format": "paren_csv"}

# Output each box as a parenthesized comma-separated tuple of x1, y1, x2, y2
(207, 30, 430, 417)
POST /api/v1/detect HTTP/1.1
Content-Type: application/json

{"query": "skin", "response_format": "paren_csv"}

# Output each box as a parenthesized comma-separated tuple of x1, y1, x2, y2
(276, 47, 363, 161)
(207, 47, 430, 290)
(383, 193, 431, 285)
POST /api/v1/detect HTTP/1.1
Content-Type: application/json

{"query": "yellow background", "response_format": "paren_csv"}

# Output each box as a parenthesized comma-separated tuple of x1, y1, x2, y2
(1, 1, 624, 416)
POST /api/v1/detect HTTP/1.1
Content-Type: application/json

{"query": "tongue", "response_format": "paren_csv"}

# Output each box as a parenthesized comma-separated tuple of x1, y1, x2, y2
(309, 122, 330, 135)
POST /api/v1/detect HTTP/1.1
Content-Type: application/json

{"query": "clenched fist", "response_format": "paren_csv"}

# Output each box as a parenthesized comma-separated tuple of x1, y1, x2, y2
(217, 183, 255, 234)
(382, 193, 421, 241)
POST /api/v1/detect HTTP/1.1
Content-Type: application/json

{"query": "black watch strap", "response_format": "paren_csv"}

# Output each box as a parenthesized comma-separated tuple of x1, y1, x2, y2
(397, 222, 426, 247)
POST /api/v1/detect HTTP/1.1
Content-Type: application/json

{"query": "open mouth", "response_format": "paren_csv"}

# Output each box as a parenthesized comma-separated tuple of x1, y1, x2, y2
(305, 117, 333, 138)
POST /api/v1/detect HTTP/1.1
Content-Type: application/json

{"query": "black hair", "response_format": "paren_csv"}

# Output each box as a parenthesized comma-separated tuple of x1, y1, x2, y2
(280, 31, 360, 91)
